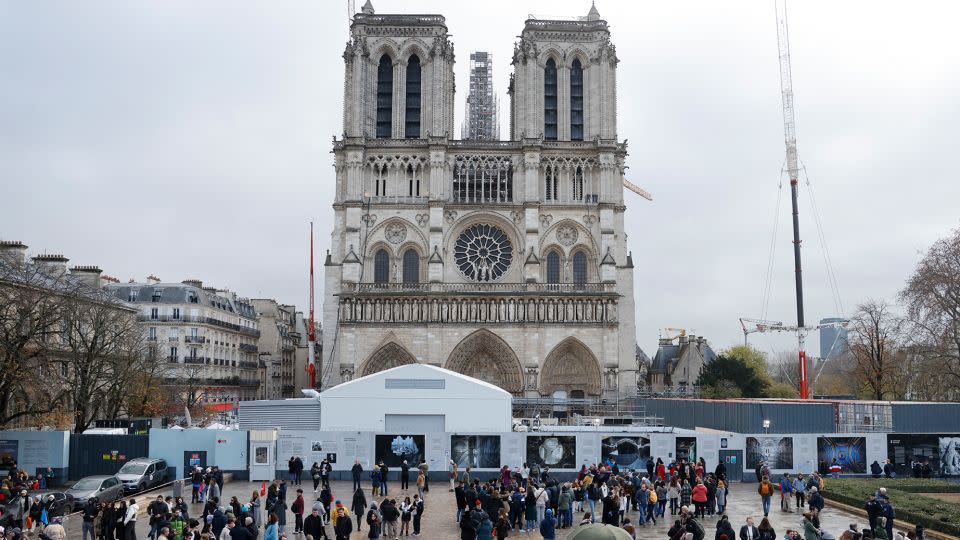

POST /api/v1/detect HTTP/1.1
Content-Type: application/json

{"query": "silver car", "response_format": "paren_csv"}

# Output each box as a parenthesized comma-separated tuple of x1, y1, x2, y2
(66, 475, 123, 510)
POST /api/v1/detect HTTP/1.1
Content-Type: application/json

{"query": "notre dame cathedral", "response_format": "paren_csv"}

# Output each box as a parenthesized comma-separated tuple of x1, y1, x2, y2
(321, 1, 638, 401)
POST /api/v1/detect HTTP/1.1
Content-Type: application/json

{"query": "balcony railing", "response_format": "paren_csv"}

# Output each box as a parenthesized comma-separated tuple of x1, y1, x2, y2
(238, 343, 258, 353)
(137, 314, 261, 338)
(168, 337, 179, 342)
(183, 356, 209, 365)
(184, 336, 206, 344)
(344, 282, 615, 295)
(238, 361, 259, 369)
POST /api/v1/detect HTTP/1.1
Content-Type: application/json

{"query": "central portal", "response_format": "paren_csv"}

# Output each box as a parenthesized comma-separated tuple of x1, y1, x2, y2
(445, 329, 524, 394)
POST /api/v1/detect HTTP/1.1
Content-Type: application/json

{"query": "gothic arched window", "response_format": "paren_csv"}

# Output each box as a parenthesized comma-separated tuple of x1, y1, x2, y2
(544, 58, 558, 140)
(374, 249, 390, 283)
(570, 58, 584, 140)
(546, 251, 561, 284)
(573, 251, 588, 285)
(406, 164, 419, 197)
(572, 165, 584, 201)
(405, 55, 422, 138)
(376, 55, 393, 138)
(402, 249, 420, 283)
(545, 165, 558, 201)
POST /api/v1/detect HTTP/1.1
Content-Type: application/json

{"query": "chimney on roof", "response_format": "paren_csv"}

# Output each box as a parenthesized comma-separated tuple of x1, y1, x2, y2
(0, 241, 28, 266)
(102, 275, 120, 284)
(146, 275, 161, 285)
(182, 279, 203, 289)
(32, 254, 69, 278)
(71, 265, 103, 289)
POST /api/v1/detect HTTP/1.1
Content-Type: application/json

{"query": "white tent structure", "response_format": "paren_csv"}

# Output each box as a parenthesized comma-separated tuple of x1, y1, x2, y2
(319, 364, 512, 432)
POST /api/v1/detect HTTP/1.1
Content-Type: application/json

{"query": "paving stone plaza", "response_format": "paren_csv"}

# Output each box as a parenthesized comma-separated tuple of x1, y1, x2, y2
(63, 479, 873, 539)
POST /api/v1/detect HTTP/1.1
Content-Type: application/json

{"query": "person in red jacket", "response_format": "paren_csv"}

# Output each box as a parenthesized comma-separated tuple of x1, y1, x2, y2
(656, 459, 666, 482)
(292, 488, 306, 534)
(691, 480, 708, 519)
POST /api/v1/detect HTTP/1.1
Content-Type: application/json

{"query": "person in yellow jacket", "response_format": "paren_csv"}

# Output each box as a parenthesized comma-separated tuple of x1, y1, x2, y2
(330, 500, 350, 527)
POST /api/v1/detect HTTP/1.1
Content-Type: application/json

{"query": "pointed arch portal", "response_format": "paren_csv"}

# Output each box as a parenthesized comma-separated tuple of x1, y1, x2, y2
(445, 329, 524, 393)
(360, 342, 417, 377)
(541, 338, 602, 396)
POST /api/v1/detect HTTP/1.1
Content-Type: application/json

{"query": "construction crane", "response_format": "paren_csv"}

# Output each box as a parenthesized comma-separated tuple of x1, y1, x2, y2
(773, 0, 813, 399)
(739, 318, 783, 346)
(739, 318, 848, 345)
(623, 178, 653, 201)
(307, 222, 318, 388)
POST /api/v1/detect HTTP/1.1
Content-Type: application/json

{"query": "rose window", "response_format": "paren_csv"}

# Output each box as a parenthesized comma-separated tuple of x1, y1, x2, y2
(454, 224, 513, 282)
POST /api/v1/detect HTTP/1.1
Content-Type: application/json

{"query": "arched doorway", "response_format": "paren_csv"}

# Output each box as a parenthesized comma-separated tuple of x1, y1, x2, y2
(445, 329, 524, 393)
(360, 342, 417, 377)
(541, 338, 602, 396)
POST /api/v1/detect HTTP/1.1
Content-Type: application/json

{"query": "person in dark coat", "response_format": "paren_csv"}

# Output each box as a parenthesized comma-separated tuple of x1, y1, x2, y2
(870, 461, 882, 478)
(351, 460, 364, 492)
(212, 508, 227, 538)
(333, 508, 353, 540)
(351, 488, 367, 531)
(716, 515, 736, 540)
(303, 507, 329, 540)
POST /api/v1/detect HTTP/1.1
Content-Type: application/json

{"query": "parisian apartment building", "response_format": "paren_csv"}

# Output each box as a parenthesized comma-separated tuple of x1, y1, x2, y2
(250, 299, 300, 399)
(104, 278, 262, 407)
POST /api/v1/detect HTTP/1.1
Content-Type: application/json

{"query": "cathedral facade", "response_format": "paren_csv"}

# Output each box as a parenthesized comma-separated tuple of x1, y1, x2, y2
(321, 2, 638, 401)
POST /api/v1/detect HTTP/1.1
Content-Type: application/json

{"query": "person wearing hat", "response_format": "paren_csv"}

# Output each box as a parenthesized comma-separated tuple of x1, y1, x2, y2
(44, 516, 68, 540)
(13, 489, 30, 530)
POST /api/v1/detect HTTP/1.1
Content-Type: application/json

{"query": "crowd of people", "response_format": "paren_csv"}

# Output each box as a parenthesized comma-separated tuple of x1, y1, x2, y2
(0, 455, 937, 540)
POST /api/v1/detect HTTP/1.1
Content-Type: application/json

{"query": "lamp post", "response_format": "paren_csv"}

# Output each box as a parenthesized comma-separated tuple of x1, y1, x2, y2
(762, 419, 771, 434)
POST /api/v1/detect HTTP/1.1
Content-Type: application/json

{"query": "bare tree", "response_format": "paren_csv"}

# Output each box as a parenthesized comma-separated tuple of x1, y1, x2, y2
(900, 227, 960, 395)
(58, 292, 143, 433)
(848, 299, 905, 400)
(0, 259, 73, 427)
(169, 363, 217, 427)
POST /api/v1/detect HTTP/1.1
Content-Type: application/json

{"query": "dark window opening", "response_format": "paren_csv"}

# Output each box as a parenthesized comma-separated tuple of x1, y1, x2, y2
(544, 58, 558, 140)
(402, 249, 419, 283)
(405, 55, 421, 138)
(570, 59, 584, 140)
(376, 55, 393, 138)
(573, 251, 588, 285)
(546, 251, 561, 284)
(373, 249, 390, 284)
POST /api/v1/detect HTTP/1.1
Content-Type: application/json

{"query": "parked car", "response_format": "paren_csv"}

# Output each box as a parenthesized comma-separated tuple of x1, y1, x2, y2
(116, 458, 169, 494)
(66, 476, 123, 510)
(0, 492, 71, 527)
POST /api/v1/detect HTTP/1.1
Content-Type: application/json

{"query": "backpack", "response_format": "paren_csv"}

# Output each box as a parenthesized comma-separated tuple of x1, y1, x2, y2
(759, 483, 772, 497)
(649, 490, 658, 504)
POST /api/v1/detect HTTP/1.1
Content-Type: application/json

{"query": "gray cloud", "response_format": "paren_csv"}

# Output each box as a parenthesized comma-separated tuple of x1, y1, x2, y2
(2, 0, 957, 358)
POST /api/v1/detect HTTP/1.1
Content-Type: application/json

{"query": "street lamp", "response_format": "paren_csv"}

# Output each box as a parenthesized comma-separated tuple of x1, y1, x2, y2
(762, 419, 771, 434)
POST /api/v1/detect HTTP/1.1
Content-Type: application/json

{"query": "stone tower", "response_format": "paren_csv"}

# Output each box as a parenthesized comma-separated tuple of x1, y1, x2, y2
(322, 2, 638, 403)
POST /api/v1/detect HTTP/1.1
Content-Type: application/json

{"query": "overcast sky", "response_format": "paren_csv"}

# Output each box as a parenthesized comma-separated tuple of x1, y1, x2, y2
(2, 1, 958, 357)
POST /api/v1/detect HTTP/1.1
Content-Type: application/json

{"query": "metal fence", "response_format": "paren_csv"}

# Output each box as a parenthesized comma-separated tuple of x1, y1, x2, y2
(512, 397, 664, 427)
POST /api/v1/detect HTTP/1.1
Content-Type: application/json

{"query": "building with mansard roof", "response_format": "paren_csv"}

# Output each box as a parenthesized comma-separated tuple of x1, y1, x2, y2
(321, 1, 638, 404)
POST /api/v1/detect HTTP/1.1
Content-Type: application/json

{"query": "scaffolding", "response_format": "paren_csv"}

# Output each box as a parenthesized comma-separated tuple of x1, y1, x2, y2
(512, 397, 665, 428)
(462, 52, 499, 140)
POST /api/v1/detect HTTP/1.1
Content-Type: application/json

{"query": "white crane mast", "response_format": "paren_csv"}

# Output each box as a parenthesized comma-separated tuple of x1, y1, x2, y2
(776, 0, 799, 185)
